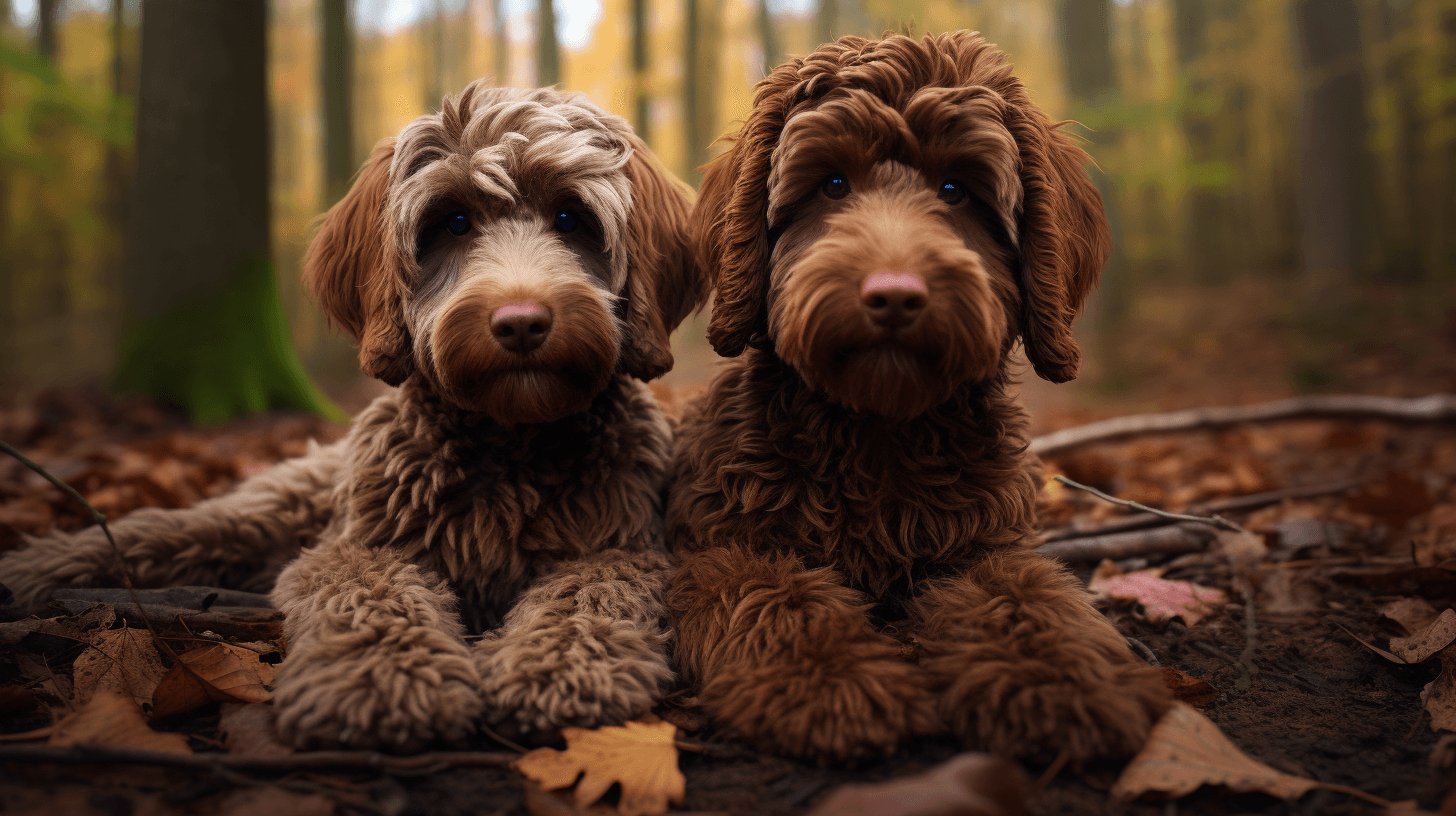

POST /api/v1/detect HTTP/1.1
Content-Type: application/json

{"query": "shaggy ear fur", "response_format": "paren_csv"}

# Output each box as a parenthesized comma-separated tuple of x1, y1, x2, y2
(1004, 105, 1110, 384)
(618, 135, 708, 380)
(697, 62, 810, 358)
(304, 140, 414, 386)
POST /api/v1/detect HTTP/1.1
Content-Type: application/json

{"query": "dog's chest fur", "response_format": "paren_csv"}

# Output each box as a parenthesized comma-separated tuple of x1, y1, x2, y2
(666, 350, 1038, 598)
(335, 375, 671, 630)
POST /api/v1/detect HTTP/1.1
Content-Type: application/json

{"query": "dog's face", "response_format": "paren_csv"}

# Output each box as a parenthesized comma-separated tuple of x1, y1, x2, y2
(307, 83, 703, 425)
(697, 33, 1109, 420)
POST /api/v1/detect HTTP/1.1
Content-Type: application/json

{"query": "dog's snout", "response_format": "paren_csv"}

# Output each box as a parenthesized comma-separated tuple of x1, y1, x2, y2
(491, 301, 553, 353)
(860, 271, 927, 328)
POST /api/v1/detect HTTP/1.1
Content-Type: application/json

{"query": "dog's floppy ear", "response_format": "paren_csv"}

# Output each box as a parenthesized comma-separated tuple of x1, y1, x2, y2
(617, 135, 708, 381)
(698, 65, 807, 358)
(1008, 110, 1110, 384)
(304, 139, 414, 386)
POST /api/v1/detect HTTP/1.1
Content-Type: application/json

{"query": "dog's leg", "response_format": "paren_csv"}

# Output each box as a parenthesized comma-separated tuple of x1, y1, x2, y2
(270, 534, 482, 750)
(670, 545, 940, 761)
(910, 546, 1173, 761)
(0, 440, 343, 609)
(475, 548, 674, 735)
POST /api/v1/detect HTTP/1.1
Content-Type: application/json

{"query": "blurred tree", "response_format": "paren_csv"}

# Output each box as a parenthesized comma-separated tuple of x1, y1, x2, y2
(426, 0, 445, 108)
(757, 0, 781, 75)
(815, 0, 837, 46)
(683, 0, 723, 183)
(37, 0, 58, 59)
(493, 0, 508, 83)
(632, 0, 649, 138)
(538, 0, 560, 86)
(1058, 0, 1114, 101)
(114, 0, 340, 425)
(322, 0, 353, 205)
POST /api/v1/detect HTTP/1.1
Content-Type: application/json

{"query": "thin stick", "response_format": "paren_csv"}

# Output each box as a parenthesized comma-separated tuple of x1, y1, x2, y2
(1052, 476, 1248, 534)
(0, 744, 516, 773)
(476, 722, 527, 755)
(0, 439, 175, 659)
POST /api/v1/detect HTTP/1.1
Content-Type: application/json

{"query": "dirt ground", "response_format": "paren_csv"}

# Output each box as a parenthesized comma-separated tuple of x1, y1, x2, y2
(0, 387, 1454, 815)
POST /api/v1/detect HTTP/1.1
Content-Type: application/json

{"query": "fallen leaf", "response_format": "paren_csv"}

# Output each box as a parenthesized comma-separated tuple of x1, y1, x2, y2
(49, 690, 191, 755)
(1346, 471, 1435, 528)
(806, 753, 1028, 816)
(17, 653, 72, 703)
(218, 702, 293, 758)
(151, 643, 277, 720)
(1415, 504, 1456, 566)
(1391, 609, 1456, 664)
(1423, 651, 1456, 733)
(71, 626, 167, 708)
(1382, 597, 1442, 635)
(1160, 668, 1216, 707)
(1113, 703, 1385, 807)
(1089, 560, 1227, 625)
(514, 718, 685, 816)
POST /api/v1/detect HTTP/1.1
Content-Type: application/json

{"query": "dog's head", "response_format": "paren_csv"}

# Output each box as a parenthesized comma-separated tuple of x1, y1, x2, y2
(697, 32, 1108, 420)
(306, 83, 703, 425)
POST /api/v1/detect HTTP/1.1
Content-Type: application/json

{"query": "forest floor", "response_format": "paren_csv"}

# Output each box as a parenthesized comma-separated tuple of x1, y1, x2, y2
(0, 380, 1454, 816)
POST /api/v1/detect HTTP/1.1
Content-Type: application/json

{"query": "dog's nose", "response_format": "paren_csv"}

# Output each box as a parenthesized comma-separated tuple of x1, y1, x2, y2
(491, 302, 553, 353)
(861, 271, 927, 329)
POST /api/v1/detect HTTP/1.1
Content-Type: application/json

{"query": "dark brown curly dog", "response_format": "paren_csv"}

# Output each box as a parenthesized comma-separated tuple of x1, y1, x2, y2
(667, 32, 1173, 763)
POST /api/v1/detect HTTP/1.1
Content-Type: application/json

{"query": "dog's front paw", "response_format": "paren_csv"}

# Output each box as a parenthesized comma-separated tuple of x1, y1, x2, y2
(928, 643, 1172, 762)
(273, 627, 483, 751)
(475, 615, 672, 735)
(702, 644, 942, 762)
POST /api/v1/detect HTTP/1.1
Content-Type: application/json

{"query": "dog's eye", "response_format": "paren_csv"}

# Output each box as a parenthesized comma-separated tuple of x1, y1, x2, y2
(938, 180, 967, 205)
(553, 210, 578, 234)
(445, 212, 471, 236)
(820, 175, 850, 200)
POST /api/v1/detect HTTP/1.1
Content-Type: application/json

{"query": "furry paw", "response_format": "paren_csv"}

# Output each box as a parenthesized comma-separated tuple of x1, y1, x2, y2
(475, 614, 672, 735)
(927, 644, 1172, 762)
(701, 643, 942, 762)
(273, 626, 483, 751)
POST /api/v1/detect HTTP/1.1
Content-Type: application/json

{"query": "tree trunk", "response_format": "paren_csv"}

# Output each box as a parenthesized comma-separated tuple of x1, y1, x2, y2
(631, 0, 649, 140)
(1293, 0, 1371, 302)
(757, 0, 780, 77)
(37, 0, 58, 60)
(115, 0, 339, 425)
(493, 0, 508, 84)
(814, 0, 837, 47)
(425, 0, 445, 110)
(321, 0, 353, 206)
(683, 0, 723, 184)
(537, 0, 559, 87)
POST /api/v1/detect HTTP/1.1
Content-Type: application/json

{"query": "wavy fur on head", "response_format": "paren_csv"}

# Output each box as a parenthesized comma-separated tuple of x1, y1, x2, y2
(667, 33, 1170, 763)
(1, 82, 705, 751)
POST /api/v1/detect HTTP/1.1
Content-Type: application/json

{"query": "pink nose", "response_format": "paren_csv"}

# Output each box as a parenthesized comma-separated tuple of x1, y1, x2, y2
(491, 301, 552, 353)
(860, 272, 927, 329)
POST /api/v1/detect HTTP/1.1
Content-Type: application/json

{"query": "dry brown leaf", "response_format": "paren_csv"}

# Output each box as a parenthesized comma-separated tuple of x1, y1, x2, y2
(1089, 561, 1227, 625)
(1424, 651, 1456, 733)
(49, 690, 191, 755)
(1391, 609, 1456, 664)
(218, 702, 293, 758)
(1416, 505, 1456, 567)
(1346, 470, 1435, 528)
(1160, 668, 1216, 707)
(1113, 704, 1386, 807)
(807, 753, 1028, 816)
(514, 718, 685, 816)
(71, 626, 167, 707)
(1382, 597, 1442, 635)
(151, 643, 276, 720)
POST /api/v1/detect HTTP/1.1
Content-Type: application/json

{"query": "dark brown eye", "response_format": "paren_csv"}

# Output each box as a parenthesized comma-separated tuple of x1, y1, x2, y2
(820, 175, 850, 200)
(938, 180, 966, 205)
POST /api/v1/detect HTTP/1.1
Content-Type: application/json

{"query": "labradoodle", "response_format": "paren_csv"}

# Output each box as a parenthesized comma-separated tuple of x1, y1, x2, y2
(667, 33, 1173, 762)
(0, 82, 706, 750)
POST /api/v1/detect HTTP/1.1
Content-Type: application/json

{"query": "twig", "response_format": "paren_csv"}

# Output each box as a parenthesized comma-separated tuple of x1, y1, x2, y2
(0, 439, 175, 659)
(476, 722, 527, 755)
(1053, 476, 1248, 534)
(1030, 393, 1456, 458)
(1040, 480, 1360, 543)
(1037, 523, 1215, 563)
(0, 744, 516, 773)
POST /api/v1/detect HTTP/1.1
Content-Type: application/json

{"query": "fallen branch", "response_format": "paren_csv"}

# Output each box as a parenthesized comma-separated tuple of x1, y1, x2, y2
(1053, 476, 1247, 533)
(48, 600, 283, 642)
(0, 744, 516, 774)
(1030, 393, 1456, 458)
(1037, 523, 1216, 563)
(1040, 480, 1360, 543)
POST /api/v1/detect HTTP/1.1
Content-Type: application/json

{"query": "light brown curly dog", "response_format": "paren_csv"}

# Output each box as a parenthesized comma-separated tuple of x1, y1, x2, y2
(0, 82, 706, 750)
(667, 33, 1173, 763)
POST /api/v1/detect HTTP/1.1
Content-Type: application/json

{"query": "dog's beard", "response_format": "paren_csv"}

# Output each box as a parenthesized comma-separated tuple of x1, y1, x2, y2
(770, 246, 1007, 422)
(429, 287, 621, 425)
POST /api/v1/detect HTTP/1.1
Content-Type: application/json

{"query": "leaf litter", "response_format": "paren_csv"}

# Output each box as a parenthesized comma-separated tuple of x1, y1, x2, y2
(513, 718, 685, 816)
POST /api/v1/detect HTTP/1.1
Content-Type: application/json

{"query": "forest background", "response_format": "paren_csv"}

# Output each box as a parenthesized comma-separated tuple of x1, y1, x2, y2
(1, 0, 1453, 428)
